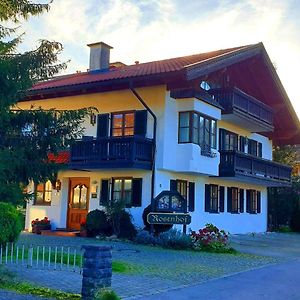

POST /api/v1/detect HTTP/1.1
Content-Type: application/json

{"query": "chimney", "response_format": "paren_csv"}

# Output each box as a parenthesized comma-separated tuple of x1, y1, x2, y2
(87, 42, 113, 72)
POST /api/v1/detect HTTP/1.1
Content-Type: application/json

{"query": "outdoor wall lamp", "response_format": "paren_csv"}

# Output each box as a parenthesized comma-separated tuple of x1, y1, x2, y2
(55, 179, 62, 192)
(90, 113, 97, 126)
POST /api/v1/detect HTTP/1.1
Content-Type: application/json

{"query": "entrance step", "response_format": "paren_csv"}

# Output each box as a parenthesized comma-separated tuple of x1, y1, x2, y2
(41, 229, 80, 237)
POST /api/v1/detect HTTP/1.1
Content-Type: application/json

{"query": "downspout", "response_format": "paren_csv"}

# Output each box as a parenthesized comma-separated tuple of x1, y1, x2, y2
(130, 85, 157, 214)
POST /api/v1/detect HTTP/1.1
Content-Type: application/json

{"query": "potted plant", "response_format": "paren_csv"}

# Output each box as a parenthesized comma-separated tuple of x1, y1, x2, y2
(79, 218, 87, 237)
(31, 217, 51, 234)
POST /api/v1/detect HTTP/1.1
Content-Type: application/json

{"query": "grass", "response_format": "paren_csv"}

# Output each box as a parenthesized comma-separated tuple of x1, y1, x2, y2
(0, 266, 81, 299)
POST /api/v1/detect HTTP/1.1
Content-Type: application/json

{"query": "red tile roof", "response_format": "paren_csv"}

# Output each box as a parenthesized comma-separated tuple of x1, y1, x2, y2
(48, 151, 70, 164)
(31, 45, 249, 91)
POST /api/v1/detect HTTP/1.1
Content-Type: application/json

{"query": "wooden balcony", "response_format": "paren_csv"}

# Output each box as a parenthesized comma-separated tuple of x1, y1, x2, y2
(219, 150, 291, 187)
(70, 136, 154, 170)
(210, 87, 274, 132)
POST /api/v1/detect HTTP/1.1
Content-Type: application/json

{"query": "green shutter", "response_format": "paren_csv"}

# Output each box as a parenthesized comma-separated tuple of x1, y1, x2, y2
(132, 178, 143, 207)
(134, 110, 147, 137)
(219, 186, 225, 212)
(170, 180, 177, 191)
(188, 182, 195, 212)
(97, 114, 109, 138)
(100, 179, 109, 206)
(219, 129, 226, 150)
(205, 184, 210, 212)
(227, 187, 232, 212)
(246, 190, 251, 213)
(257, 191, 261, 213)
(239, 189, 244, 213)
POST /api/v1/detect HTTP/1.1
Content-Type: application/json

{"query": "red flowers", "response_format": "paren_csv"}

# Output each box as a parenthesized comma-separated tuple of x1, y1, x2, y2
(80, 218, 86, 227)
(31, 217, 50, 226)
(190, 223, 229, 251)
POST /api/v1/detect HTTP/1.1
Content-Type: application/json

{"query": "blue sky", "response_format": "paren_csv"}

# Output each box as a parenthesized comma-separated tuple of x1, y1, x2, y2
(21, 0, 300, 117)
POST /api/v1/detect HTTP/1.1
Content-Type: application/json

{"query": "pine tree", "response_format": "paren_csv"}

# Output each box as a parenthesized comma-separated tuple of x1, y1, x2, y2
(0, 1, 90, 204)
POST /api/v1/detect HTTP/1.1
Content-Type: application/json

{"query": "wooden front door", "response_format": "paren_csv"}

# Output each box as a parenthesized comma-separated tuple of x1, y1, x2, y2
(67, 178, 90, 230)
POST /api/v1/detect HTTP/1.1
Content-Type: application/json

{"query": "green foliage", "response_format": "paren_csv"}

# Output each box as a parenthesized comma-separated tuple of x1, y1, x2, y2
(277, 225, 292, 233)
(95, 288, 120, 300)
(105, 200, 136, 239)
(268, 177, 300, 231)
(0, 202, 22, 245)
(86, 209, 112, 237)
(118, 210, 137, 240)
(190, 223, 236, 253)
(135, 230, 158, 245)
(135, 229, 192, 250)
(157, 229, 193, 250)
(142, 205, 173, 235)
(273, 145, 297, 168)
(0, 1, 92, 205)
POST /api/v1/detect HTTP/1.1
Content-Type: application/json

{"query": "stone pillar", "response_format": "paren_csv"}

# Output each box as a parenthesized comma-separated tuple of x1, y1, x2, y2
(81, 245, 112, 300)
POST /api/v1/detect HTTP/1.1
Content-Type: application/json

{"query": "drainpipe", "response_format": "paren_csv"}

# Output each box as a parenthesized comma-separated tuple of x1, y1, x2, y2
(130, 85, 157, 218)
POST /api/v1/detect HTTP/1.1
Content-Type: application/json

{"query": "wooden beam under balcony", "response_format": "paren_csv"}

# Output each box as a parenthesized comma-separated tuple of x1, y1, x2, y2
(70, 136, 154, 170)
(210, 87, 274, 133)
(218, 150, 291, 187)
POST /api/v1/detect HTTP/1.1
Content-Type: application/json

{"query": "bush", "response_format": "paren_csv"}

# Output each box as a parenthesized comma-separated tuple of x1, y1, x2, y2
(95, 288, 120, 300)
(142, 205, 172, 235)
(190, 223, 236, 253)
(86, 209, 112, 237)
(277, 225, 293, 233)
(157, 229, 193, 250)
(118, 210, 137, 240)
(135, 230, 158, 245)
(0, 202, 23, 245)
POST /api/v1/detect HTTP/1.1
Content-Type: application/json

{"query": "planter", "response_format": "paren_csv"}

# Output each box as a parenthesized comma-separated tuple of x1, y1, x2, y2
(32, 223, 51, 234)
(79, 229, 87, 237)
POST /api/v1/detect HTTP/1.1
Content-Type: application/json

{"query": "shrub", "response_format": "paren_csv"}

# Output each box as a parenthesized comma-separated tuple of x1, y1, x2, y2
(95, 288, 120, 300)
(86, 209, 112, 237)
(190, 223, 235, 253)
(157, 229, 193, 250)
(142, 205, 172, 235)
(0, 202, 23, 245)
(118, 210, 137, 240)
(135, 230, 158, 245)
(277, 225, 292, 233)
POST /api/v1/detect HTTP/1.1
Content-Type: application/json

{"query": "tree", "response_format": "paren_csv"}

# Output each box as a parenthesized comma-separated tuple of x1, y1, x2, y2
(0, 1, 91, 204)
(268, 145, 300, 231)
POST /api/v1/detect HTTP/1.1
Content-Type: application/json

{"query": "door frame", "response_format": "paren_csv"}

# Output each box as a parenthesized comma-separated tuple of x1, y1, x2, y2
(67, 177, 90, 230)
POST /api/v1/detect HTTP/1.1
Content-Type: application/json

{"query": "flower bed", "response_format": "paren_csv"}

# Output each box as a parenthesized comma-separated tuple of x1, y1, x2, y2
(31, 217, 51, 234)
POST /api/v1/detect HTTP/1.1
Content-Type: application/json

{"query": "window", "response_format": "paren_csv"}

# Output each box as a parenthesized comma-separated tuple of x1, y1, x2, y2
(205, 184, 225, 213)
(71, 184, 88, 209)
(112, 178, 132, 207)
(210, 185, 218, 212)
(35, 180, 52, 205)
(219, 129, 238, 151)
(246, 189, 261, 214)
(176, 180, 188, 200)
(170, 179, 195, 212)
(111, 112, 134, 137)
(248, 139, 258, 156)
(227, 187, 239, 213)
(178, 111, 217, 150)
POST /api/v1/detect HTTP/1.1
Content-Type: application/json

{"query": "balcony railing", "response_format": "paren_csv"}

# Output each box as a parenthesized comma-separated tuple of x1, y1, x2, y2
(70, 136, 154, 170)
(210, 87, 273, 129)
(219, 150, 291, 186)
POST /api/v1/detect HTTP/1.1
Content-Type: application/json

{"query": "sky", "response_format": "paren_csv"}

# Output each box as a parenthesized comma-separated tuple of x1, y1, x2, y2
(19, 0, 300, 118)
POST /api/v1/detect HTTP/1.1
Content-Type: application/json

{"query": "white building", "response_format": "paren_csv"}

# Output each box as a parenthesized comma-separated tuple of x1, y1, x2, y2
(21, 42, 300, 234)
